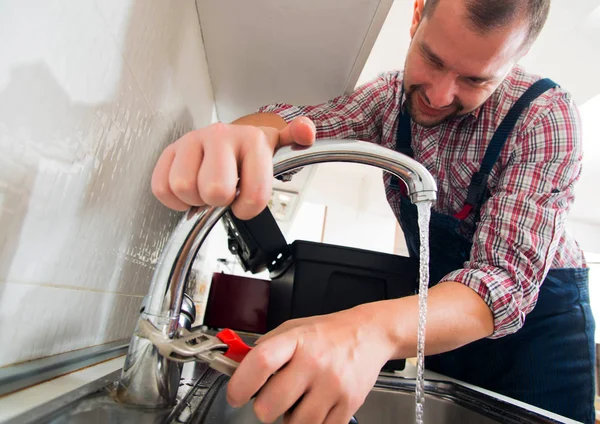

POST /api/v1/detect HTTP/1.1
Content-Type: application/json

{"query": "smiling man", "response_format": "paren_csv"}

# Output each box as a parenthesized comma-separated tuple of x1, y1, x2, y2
(151, 0, 595, 423)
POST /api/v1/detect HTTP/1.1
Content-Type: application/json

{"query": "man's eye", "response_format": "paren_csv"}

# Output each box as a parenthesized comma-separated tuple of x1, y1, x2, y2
(466, 77, 485, 86)
(425, 55, 443, 69)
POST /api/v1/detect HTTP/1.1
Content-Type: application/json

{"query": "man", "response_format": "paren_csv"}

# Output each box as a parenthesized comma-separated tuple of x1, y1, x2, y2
(151, 0, 595, 423)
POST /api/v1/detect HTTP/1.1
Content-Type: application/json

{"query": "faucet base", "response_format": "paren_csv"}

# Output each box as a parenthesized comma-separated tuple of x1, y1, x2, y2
(115, 331, 181, 408)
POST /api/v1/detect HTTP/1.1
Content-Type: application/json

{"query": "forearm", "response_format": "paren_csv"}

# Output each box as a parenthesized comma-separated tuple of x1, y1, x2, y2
(358, 281, 494, 359)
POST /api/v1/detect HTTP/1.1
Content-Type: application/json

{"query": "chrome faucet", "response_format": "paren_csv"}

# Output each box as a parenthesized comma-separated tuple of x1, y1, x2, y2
(115, 139, 437, 407)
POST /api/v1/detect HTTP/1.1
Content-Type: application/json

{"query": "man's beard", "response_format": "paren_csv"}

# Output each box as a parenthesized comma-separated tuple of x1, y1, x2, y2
(404, 84, 464, 128)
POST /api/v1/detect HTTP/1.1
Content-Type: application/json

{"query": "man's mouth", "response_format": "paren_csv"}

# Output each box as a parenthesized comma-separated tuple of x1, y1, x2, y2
(416, 92, 450, 117)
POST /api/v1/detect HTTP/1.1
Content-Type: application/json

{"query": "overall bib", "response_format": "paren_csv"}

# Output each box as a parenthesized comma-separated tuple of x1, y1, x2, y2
(393, 79, 596, 423)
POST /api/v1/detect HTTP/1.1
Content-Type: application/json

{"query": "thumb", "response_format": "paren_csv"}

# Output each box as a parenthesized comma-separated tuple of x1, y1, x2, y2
(278, 116, 316, 148)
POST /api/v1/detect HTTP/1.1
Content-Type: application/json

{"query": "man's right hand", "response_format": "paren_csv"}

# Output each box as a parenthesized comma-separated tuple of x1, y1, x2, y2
(151, 115, 316, 220)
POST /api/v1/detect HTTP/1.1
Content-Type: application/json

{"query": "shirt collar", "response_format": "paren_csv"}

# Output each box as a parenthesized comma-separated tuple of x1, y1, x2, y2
(462, 106, 481, 122)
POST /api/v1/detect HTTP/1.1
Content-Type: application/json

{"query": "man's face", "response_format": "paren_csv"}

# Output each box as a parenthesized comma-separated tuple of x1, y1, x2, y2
(403, 0, 529, 127)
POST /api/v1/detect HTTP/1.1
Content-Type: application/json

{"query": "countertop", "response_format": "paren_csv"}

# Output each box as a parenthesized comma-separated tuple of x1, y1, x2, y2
(0, 356, 125, 423)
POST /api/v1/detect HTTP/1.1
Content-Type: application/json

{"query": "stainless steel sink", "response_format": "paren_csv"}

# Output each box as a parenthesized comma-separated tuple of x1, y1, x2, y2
(194, 382, 502, 424)
(6, 360, 574, 424)
(191, 372, 565, 424)
(5, 324, 576, 424)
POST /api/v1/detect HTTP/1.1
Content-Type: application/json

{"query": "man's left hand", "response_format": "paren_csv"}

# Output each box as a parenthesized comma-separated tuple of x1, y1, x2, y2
(225, 305, 395, 424)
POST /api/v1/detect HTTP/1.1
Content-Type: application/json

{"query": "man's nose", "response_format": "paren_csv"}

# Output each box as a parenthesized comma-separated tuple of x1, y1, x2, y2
(425, 74, 457, 109)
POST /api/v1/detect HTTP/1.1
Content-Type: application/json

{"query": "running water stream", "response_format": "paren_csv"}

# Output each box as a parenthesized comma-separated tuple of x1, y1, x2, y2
(415, 201, 432, 424)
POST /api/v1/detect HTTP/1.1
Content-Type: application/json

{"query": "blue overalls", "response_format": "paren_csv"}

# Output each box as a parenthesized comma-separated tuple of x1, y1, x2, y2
(392, 79, 596, 423)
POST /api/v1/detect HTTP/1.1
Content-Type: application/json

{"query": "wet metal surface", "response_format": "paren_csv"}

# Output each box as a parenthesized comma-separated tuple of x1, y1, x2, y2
(7, 361, 571, 424)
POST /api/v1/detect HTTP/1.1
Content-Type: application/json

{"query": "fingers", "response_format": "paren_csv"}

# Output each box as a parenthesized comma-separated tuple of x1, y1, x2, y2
(231, 130, 274, 220)
(227, 333, 298, 409)
(284, 384, 337, 424)
(198, 133, 238, 207)
(151, 117, 316, 215)
(168, 137, 205, 207)
(226, 310, 374, 424)
(278, 116, 316, 148)
(323, 403, 360, 424)
(151, 143, 189, 211)
(253, 364, 310, 423)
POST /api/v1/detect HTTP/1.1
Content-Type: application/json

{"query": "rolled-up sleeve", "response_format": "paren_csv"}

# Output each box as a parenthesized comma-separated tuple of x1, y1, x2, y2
(440, 92, 583, 338)
(258, 72, 399, 144)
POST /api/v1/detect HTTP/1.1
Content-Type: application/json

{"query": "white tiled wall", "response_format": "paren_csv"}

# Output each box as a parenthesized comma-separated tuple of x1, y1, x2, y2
(0, 0, 215, 367)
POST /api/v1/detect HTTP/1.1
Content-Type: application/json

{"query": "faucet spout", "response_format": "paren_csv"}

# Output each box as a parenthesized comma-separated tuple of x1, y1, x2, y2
(273, 139, 437, 203)
(116, 139, 437, 407)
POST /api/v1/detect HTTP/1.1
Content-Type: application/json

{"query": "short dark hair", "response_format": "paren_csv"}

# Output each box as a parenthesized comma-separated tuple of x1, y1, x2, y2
(422, 0, 550, 48)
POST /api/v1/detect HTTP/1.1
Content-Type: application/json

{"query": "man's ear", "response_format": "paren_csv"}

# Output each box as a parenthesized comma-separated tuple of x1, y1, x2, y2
(410, 0, 425, 38)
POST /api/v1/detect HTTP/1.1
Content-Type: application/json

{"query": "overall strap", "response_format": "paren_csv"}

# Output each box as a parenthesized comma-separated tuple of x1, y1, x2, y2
(390, 87, 414, 190)
(453, 78, 558, 220)
(396, 103, 413, 157)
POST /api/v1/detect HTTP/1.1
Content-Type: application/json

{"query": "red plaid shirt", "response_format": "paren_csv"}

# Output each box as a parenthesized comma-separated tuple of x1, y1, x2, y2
(258, 65, 586, 338)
